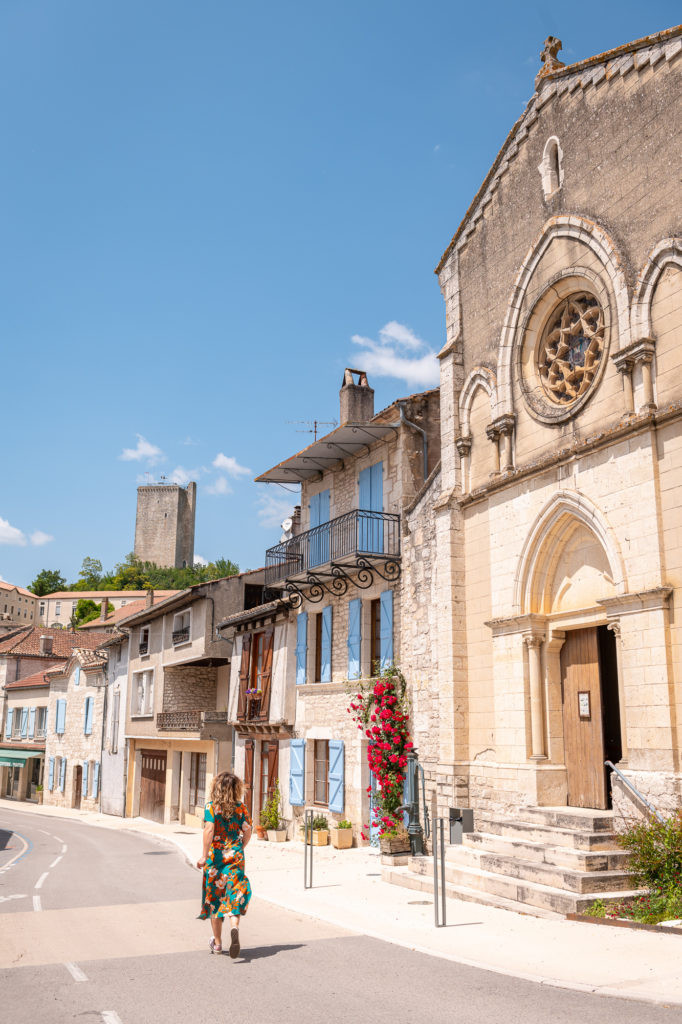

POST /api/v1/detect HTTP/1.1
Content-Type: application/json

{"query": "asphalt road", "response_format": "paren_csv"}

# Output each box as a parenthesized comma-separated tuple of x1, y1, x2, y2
(1, 806, 679, 1024)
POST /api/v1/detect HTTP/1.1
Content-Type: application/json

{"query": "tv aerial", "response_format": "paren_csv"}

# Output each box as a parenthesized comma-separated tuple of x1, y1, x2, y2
(287, 419, 337, 441)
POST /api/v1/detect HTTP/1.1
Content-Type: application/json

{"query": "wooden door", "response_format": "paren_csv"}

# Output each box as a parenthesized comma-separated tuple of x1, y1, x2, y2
(561, 628, 608, 809)
(140, 750, 167, 823)
(73, 765, 82, 810)
(244, 741, 254, 817)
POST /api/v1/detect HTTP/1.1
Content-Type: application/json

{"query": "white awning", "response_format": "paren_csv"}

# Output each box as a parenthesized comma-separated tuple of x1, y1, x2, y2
(255, 423, 397, 483)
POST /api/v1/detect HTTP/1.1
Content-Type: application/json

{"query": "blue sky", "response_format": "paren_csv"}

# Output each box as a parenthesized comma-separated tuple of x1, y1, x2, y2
(1, 1, 678, 586)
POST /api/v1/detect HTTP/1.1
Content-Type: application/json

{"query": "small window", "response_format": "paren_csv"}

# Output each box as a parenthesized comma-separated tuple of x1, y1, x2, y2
(189, 752, 207, 815)
(12, 708, 23, 738)
(55, 602, 61, 616)
(132, 669, 154, 716)
(172, 610, 191, 645)
(139, 626, 150, 655)
(538, 136, 563, 199)
(314, 740, 329, 805)
(35, 707, 47, 738)
(111, 691, 120, 753)
(251, 632, 265, 691)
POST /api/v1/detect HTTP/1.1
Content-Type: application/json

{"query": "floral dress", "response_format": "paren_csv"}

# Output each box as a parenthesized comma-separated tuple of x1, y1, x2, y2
(199, 800, 252, 919)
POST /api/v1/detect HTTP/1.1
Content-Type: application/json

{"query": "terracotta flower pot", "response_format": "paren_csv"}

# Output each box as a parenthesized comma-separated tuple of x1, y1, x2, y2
(331, 828, 353, 849)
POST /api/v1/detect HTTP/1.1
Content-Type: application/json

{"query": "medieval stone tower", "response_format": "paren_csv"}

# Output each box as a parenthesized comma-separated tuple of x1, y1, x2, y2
(134, 482, 196, 568)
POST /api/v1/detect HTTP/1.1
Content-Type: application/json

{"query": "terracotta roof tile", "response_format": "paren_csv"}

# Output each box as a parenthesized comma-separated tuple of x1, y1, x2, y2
(0, 626, 112, 658)
(4, 663, 62, 690)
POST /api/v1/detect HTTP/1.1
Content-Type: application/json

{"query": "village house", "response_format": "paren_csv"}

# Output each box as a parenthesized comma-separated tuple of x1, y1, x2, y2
(0, 580, 38, 628)
(38, 590, 178, 629)
(121, 571, 266, 825)
(235, 370, 440, 841)
(98, 628, 130, 816)
(43, 649, 108, 811)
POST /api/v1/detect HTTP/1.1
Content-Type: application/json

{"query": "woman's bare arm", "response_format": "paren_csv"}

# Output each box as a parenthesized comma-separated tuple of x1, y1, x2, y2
(197, 821, 215, 867)
(241, 823, 252, 848)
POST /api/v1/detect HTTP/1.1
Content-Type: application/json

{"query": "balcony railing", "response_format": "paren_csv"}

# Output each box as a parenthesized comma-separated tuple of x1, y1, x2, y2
(157, 710, 229, 732)
(265, 509, 400, 587)
(172, 628, 190, 645)
(139, 641, 149, 655)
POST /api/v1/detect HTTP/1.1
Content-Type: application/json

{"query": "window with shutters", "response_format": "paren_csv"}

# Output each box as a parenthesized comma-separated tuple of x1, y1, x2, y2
(314, 739, 329, 805)
(111, 691, 120, 753)
(139, 626, 150, 656)
(35, 707, 47, 738)
(189, 752, 207, 815)
(172, 609, 191, 646)
(314, 615, 323, 682)
(131, 669, 154, 717)
(12, 707, 23, 738)
(238, 629, 275, 722)
(259, 743, 270, 817)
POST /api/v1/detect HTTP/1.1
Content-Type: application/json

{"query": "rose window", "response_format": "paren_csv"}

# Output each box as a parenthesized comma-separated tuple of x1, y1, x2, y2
(538, 294, 605, 405)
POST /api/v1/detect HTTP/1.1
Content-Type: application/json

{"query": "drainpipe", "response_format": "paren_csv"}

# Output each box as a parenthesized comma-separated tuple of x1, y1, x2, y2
(396, 402, 428, 480)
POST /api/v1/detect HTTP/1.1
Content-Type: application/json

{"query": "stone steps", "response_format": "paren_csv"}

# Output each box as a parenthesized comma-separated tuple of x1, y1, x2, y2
(382, 805, 640, 917)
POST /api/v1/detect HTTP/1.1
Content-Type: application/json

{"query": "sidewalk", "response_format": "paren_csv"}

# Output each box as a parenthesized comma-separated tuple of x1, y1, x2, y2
(3, 797, 681, 1007)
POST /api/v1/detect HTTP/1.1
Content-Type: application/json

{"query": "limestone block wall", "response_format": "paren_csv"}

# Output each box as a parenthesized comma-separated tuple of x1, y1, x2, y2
(101, 640, 128, 816)
(44, 666, 104, 811)
(162, 665, 217, 713)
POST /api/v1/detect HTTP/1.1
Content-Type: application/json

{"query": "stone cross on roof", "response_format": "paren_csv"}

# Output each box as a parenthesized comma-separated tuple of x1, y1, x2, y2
(536, 35, 565, 87)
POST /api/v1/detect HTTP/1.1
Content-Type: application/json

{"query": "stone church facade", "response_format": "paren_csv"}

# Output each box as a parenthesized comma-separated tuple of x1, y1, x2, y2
(405, 26, 682, 824)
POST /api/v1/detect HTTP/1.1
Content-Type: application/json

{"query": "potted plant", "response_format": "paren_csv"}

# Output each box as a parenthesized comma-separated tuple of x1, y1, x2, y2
(331, 819, 353, 849)
(35, 784, 44, 805)
(379, 824, 410, 855)
(311, 813, 329, 846)
(261, 780, 287, 842)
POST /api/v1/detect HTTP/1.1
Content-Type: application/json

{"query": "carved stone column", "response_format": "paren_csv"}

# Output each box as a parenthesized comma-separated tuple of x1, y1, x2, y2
(494, 414, 515, 472)
(486, 425, 501, 476)
(524, 633, 546, 759)
(612, 339, 656, 415)
(455, 436, 472, 493)
(639, 352, 656, 412)
(612, 353, 635, 416)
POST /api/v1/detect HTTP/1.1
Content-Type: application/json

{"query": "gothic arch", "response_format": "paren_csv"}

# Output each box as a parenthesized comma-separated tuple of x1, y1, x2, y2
(459, 366, 499, 436)
(513, 491, 627, 616)
(497, 216, 631, 416)
(631, 237, 682, 340)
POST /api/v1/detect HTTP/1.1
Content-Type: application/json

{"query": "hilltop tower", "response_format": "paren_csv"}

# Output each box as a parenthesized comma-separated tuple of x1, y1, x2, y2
(134, 482, 196, 568)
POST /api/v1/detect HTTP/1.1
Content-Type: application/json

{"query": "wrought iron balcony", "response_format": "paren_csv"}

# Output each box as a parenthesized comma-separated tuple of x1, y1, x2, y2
(265, 508, 400, 605)
(138, 641, 149, 655)
(172, 627, 190, 645)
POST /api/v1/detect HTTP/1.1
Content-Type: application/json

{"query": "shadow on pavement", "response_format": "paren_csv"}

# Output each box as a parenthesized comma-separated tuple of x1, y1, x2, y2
(234, 943, 305, 963)
(0, 829, 12, 851)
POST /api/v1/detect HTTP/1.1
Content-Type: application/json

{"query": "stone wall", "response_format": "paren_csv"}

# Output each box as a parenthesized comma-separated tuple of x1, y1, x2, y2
(134, 483, 196, 569)
(44, 664, 105, 812)
(162, 665, 217, 712)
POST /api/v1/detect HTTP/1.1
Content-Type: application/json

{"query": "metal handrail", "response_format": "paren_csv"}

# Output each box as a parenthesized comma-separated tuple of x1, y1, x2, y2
(265, 508, 400, 586)
(605, 760, 665, 823)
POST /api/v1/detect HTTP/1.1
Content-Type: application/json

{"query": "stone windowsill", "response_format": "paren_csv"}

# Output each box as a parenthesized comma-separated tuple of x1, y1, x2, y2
(297, 682, 350, 696)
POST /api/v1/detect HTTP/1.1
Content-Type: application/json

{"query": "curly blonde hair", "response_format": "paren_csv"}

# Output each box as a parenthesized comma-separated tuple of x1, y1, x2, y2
(210, 771, 244, 819)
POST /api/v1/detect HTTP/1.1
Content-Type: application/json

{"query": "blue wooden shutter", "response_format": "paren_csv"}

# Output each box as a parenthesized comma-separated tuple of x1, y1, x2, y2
(48, 756, 55, 791)
(309, 489, 330, 566)
(5, 708, 13, 739)
(370, 461, 383, 511)
(74, 666, 81, 687)
(92, 761, 100, 798)
(328, 739, 345, 813)
(321, 606, 332, 682)
(359, 463, 383, 551)
(379, 590, 394, 670)
(296, 613, 308, 685)
(56, 700, 66, 735)
(289, 739, 305, 806)
(82, 761, 89, 797)
(28, 707, 36, 739)
(20, 708, 29, 738)
(347, 599, 362, 679)
(84, 697, 93, 735)
(59, 758, 66, 791)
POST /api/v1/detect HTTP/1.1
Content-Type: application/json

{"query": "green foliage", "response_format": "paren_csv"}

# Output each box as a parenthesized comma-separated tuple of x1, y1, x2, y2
(64, 552, 240, 593)
(311, 814, 328, 831)
(71, 599, 112, 627)
(28, 569, 67, 596)
(259, 779, 283, 830)
(336, 820, 352, 829)
(71, 557, 104, 591)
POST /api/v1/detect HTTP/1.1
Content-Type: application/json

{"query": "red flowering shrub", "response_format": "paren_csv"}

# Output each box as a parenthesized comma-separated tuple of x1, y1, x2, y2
(346, 666, 412, 838)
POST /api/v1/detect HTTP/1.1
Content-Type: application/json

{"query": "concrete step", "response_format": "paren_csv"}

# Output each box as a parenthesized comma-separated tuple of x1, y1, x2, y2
(462, 830, 630, 872)
(442, 847, 634, 894)
(475, 817, 619, 851)
(519, 806, 615, 832)
(382, 865, 561, 920)
(401, 856, 642, 916)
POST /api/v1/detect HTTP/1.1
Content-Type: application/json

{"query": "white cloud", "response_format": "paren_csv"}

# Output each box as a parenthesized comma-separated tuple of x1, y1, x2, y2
(256, 492, 298, 529)
(351, 320, 439, 388)
(168, 465, 205, 486)
(213, 453, 252, 478)
(194, 554, 208, 566)
(0, 517, 27, 546)
(30, 531, 54, 546)
(206, 476, 233, 496)
(119, 434, 164, 465)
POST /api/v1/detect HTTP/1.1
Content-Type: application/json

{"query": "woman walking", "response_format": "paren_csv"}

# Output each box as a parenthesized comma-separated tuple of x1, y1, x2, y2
(197, 771, 252, 958)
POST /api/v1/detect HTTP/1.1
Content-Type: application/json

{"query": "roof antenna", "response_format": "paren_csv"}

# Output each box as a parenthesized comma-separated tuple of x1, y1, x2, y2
(287, 419, 337, 441)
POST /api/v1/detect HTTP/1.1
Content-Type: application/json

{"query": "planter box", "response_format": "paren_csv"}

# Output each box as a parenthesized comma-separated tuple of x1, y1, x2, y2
(36, 792, 44, 805)
(267, 829, 287, 843)
(380, 835, 410, 855)
(331, 829, 353, 849)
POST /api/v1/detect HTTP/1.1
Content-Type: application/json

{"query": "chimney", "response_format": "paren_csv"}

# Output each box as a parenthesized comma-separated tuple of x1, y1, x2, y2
(145, 588, 154, 609)
(339, 368, 374, 425)
(100, 597, 109, 621)
(39, 635, 53, 656)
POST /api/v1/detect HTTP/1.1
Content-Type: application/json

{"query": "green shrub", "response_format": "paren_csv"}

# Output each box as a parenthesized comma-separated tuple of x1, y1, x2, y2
(618, 812, 682, 894)
(259, 779, 283, 830)
(311, 814, 328, 830)
(336, 819, 352, 829)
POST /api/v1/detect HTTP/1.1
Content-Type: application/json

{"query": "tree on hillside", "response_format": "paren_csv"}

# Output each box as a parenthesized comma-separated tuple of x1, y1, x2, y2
(28, 569, 67, 596)
(70, 557, 103, 591)
(70, 599, 110, 627)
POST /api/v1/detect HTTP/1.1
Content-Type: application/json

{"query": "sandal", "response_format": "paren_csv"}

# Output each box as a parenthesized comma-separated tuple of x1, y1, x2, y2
(229, 928, 240, 959)
(209, 938, 222, 954)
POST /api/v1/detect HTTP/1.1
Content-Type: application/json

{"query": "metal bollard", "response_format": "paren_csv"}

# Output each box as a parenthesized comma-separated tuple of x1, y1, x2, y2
(303, 809, 313, 889)
(432, 817, 446, 927)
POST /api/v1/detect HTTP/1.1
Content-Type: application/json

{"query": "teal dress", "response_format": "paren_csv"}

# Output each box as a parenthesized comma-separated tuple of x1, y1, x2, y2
(199, 800, 252, 919)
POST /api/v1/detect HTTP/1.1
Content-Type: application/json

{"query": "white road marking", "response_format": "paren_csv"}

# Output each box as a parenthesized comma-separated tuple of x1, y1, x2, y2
(53, 835, 64, 843)
(37, 829, 52, 836)
(49, 855, 63, 869)
(33, 895, 42, 911)
(0, 894, 26, 904)
(64, 961, 88, 982)
(61, 844, 67, 854)
(0, 832, 29, 873)
(101, 1013, 123, 1024)
(35, 872, 49, 889)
